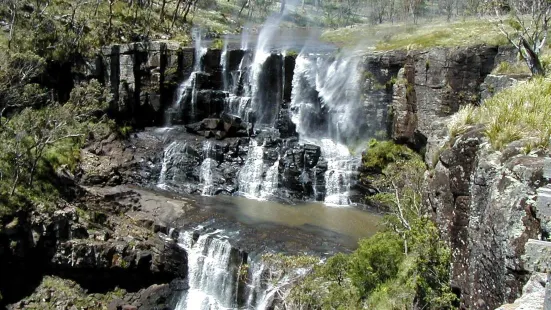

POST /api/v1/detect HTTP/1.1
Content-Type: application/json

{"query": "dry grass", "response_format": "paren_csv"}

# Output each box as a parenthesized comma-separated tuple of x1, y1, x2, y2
(321, 19, 509, 51)
(448, 78, 551, 150)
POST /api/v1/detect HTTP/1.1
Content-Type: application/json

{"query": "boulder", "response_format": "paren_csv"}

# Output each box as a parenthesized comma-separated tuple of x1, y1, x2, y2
(202, 118, 222, 130)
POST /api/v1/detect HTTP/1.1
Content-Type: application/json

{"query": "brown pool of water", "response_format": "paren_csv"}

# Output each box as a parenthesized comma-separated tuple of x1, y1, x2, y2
(197, 195, 382, 247)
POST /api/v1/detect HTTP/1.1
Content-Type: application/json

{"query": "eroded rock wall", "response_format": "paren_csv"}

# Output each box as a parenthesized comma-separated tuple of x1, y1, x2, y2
(98, 41, 194, 127)
(425, 127, 548, 309)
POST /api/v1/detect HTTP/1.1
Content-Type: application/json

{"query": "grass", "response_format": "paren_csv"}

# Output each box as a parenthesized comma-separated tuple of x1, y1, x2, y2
(321, 19, 509, 51)
(492, 61, 531, 75)
(448, 77, 551, 150)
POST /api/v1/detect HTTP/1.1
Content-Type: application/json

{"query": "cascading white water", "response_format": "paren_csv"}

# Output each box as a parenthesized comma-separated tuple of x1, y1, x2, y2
(238, 140, 265, 198)
(245, 261, 267, 308)
(226, 95, 252, 122)
(199, 158, 216, 196)
(175, 230, 238, 310)
(260, 160, 279, 199)
(200, 141, 216, 196)
(319, 139, 359, 206)
(158, 141, 188, 189)
(221, 36, 229, 91)
(241, 28, 250, 51)
(290, 53, 365, 206)
(172, 29, 208, 122)
(170, 229, 308, 310)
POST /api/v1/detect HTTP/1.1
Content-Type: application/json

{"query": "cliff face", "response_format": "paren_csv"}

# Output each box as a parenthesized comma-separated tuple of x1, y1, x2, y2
(97, 41, 194, 127)
(425, 128, 547, 309)
(389, 45, 517, 159)
(0, 185, 189, 308)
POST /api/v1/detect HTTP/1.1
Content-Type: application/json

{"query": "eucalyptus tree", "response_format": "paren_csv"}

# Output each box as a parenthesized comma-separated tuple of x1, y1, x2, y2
(493, 0, 550, 76)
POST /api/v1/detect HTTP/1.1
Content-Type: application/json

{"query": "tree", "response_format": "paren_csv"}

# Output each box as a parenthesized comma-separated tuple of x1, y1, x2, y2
(0, 80, 109, 196)
(493, 0, 551, 76)
(369, 0, 389, 24)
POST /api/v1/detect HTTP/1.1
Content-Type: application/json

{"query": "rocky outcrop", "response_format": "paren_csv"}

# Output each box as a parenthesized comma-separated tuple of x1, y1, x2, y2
(480, 74, 523, 101)
(0, 187, 189, 307)
(424, 127, 548, 309)
(388, 45, 516, 161)
(496, 273, 548, 310)
(98, 41, 193, 127)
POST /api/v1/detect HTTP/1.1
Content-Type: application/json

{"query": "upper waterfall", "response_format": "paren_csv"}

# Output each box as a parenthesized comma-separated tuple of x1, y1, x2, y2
(158, 20, 392, 205)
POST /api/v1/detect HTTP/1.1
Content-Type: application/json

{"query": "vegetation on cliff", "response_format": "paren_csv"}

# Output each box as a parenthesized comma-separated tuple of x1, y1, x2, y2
(449, 77, 551, 150)
(288, 141, 457, 309)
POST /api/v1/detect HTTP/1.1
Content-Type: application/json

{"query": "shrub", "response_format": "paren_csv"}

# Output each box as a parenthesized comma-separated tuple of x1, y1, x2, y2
(362, 139, 418, 172)
(349, 232, 405, 297)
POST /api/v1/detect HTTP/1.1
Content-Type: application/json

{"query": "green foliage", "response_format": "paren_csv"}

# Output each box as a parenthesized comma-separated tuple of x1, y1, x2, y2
(285, 50, 299, 57)
(362, 139, 418, 172)
(349, 232, 405, 297)
(0, 79, 111, 217)
(448, 78, 551, 150)
(210, 38, 224, 49)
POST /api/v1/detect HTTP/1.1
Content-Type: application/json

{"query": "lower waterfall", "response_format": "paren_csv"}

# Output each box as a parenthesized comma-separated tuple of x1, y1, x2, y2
(171, 228, 299, 310)
(175, 230, 239, 310)
(200, 158, 216, 196)
(260, 160, 279, 199)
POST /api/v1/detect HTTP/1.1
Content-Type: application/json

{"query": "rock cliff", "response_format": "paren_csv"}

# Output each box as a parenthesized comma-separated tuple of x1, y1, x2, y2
(425, 127, 549, 309)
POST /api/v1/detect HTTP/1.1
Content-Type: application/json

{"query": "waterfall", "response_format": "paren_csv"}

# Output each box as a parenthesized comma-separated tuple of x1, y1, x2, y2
(238, 140, 265, 198)
(158, 141, 188, 190)
(175, 230, 239, 310)
(200, 141, 216, 196)
(170, 228, 311, 310)
(260, 160, 279, 199)
(289, 53, 365, 206)
(241, 27, 250, 51)
(171, 29, 208, 123)
(221, 36, 229, 91)
(245, 261, 267, 308)
(319, 139, 358, 206)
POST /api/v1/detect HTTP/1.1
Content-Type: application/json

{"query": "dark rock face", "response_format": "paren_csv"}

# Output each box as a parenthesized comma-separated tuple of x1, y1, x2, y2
(0, 197, 186, 306)
(424, 127, 547, 309)
(99, 42, 192, 127)
(388, 46, 518, 161)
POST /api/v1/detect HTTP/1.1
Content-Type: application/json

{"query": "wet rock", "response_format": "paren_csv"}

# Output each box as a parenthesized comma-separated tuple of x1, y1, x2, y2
(185, 122, 202, 133)
(202, 118, 222, 130)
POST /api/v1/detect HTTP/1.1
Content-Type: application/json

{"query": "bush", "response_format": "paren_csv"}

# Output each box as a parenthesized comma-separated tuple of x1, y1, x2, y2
(362, 139, 417, 172)
(349, 232, 405, 297)
(290, 147, 456, 310)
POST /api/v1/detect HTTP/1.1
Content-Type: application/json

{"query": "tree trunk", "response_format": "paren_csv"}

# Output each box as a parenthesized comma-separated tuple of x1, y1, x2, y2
(520, 38, 545, 76)
(160, 0, 167, 21)
(172, 0, 183, 28)
(10, 168, 19, 196)
(238, 0, 247, 17)
(280, 0, 286, 14)
(182, 0, 193, 23)
(8, 3, 16, 50)
(108, 0, 115, 38)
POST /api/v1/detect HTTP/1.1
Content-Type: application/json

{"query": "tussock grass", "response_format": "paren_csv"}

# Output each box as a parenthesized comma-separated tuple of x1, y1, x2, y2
(321, 19, 509, 51)
(492, 61, 532, 75)
(448, 78, 551, 150)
